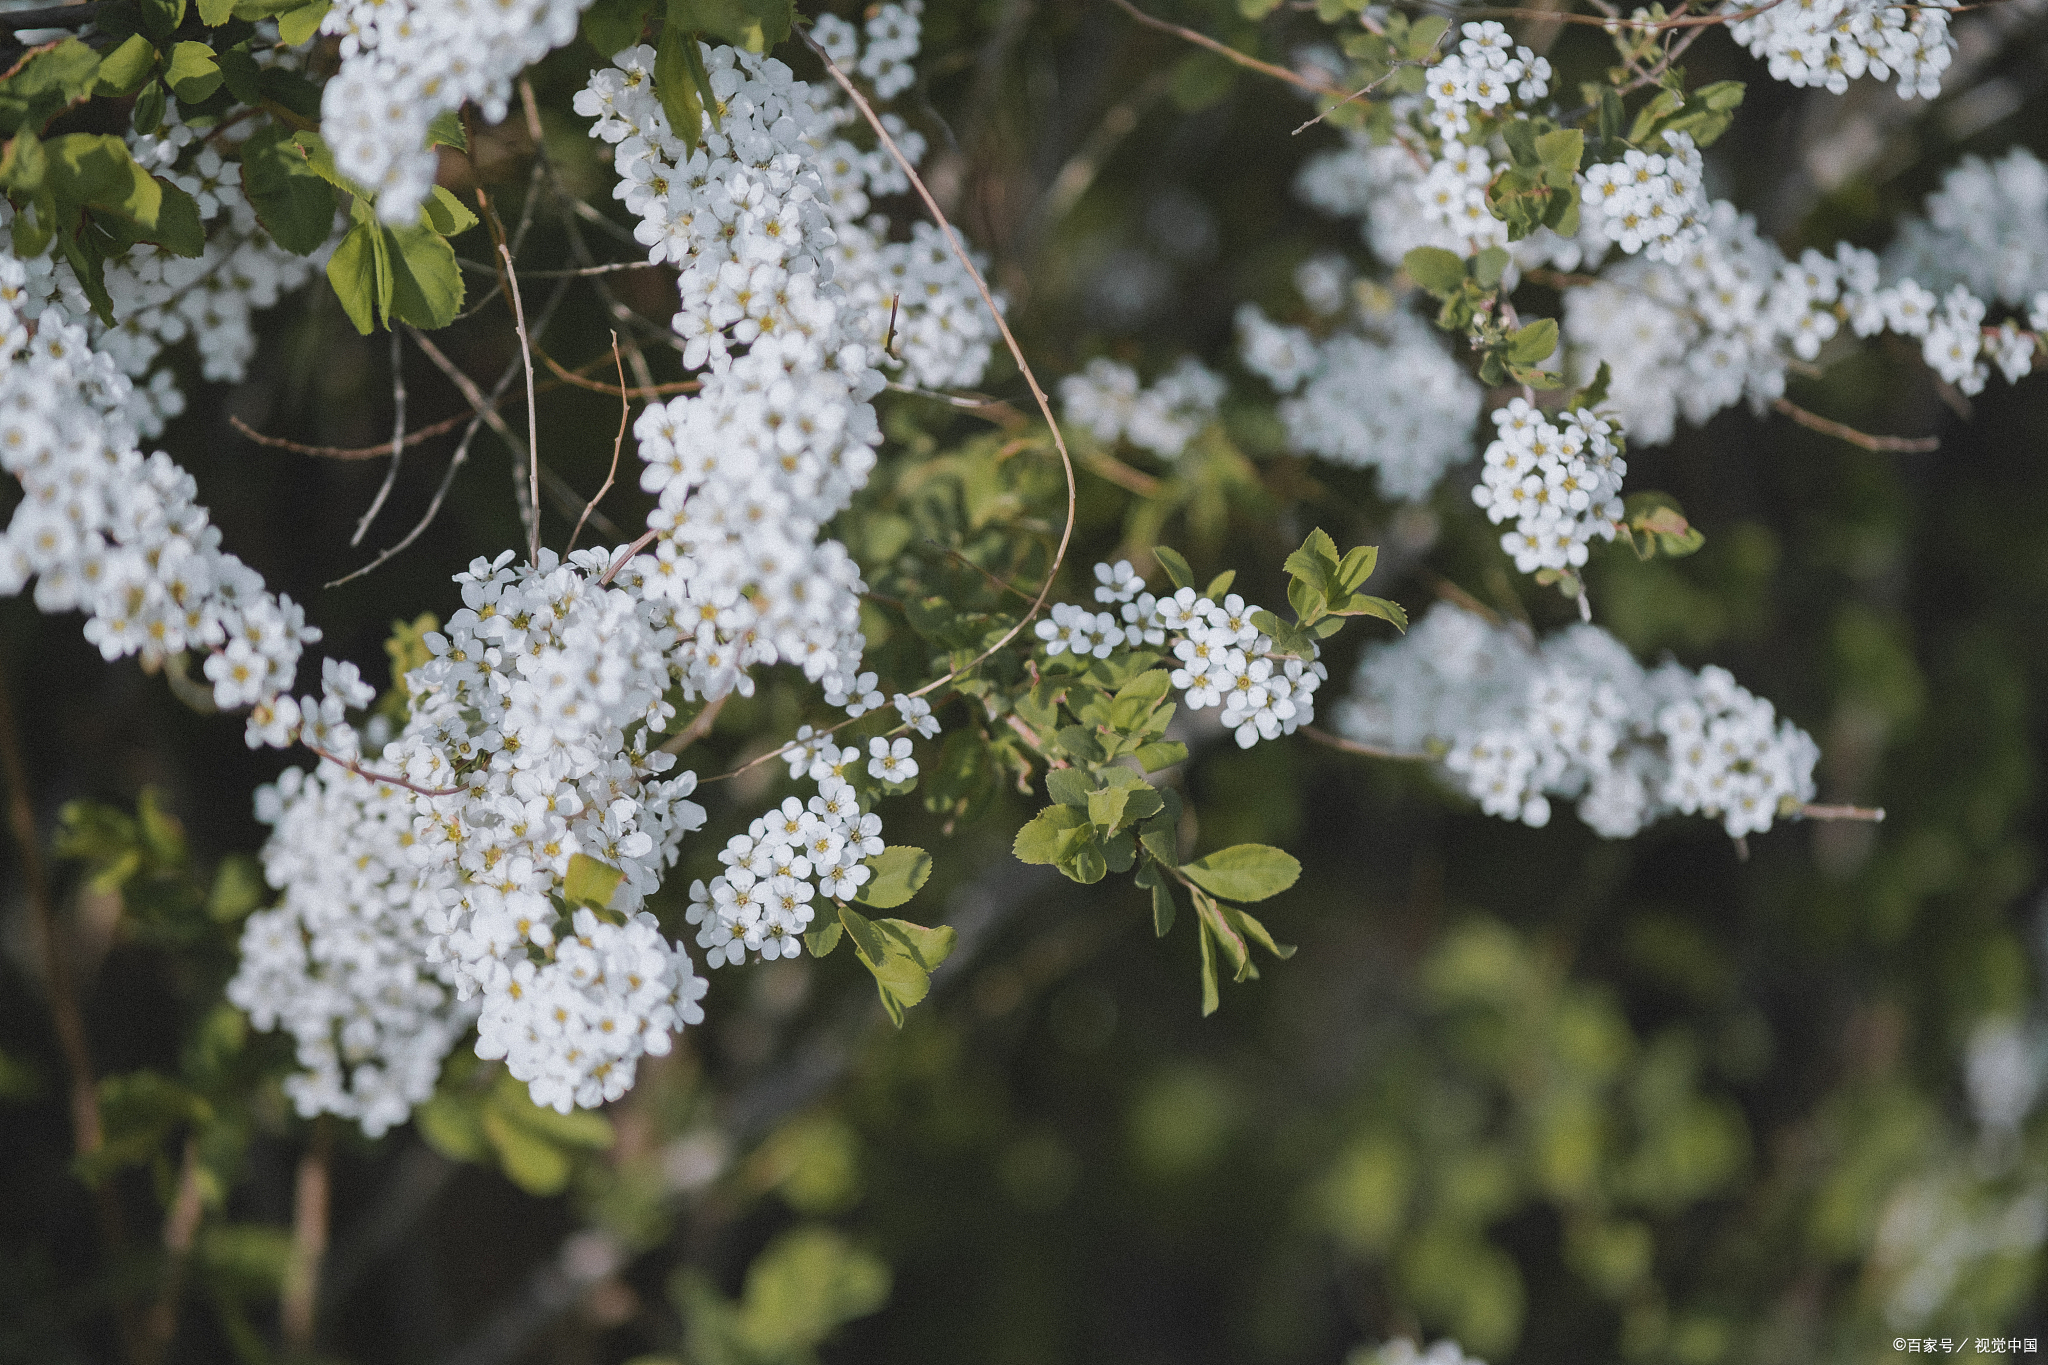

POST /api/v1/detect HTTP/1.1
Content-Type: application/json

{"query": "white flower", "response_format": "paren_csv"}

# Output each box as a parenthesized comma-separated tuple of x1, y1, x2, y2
(892, 692, 939, 738)
(868, 735, 918, 783)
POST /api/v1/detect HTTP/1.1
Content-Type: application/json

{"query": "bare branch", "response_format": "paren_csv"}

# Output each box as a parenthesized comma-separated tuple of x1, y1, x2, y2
(1106, 0, 1347, 96)
(352, 328, 408, 547)
(1301, 725, 1433, 761)
(500, 243, 543, 562)
(280, 1120, 333, 1359)
(301, 743, 465, 798)
(569, 334, 629, 554)
(1800, 802, 1887, 822)
(1772, 397, 1940, 453)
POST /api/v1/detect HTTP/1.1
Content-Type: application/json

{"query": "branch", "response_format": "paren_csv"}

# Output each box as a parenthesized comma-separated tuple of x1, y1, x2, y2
(139, 1138, 206, 1365)
(1772, 397, 1940, 453)
(351, 328, 408, 547)
(657, 691, 730, 755)
(457, 257, 668, 279)
(500, 242, 543, 562)
(569, 333, 629, 554)
(302, 743, 464, 798)
(1799, 802, 1886, 822)
(597, 528, 660, 587)
(2, 1, 109, 30)
(1301, 725, 1432, 761)
(280, 1119, 333, 1360)
(1106, 0, 1347, 96)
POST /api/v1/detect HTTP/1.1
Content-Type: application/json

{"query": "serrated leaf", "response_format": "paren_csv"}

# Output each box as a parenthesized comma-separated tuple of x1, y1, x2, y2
(564, 853, 625, 910)
(1332, 593, 1408, 631)
(1336, 544, 1378, 593)
(1403, 245, 1466, 298)
(141, 179, 204, 256)
(94, 35, 157, 97)
(425, 107, 468, 152)
(1134, 740, 1187, 772)
(419, 186, 477, 237)
(803, 917, 842, 957)
(840, 906, 955, 1027)
(1153, 545, 1194, 591)
(1054, 724, 1105, 764)
(853, 845, 931, 910)
(1470, 246, 1510, 290)
(1086, 785, 1130, 835)
(1045, 768, 1094, 809)
(1506, 317, 1559, 364)
(274, 0, 327, 41)
(165, 41, 222, 103)
(1014, 803, 1090, 865)
(1179, 844, 1301, 903)
(385, 221, 462, 328)
(324, 222, 386, 336)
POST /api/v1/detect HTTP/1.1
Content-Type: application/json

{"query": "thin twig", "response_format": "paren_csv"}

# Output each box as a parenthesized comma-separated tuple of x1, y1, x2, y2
(1301, 724, 1432, 761)
(598, 528, 660, 587)
(658, 692, 730, 755)
(704, 31, 1083, 788)
(1394, 0, 1795, 28)
(569, 334, 629, 554)
(924, 539, 1040, 603)
(302, 743, 464, 798)
(138, 1137, 206, 1365)
(1083, 450, 1163, 497)
(1772, 397, 1940, 453)
(1800, 802, 1886, 822)
(1105, 0, 1347, 96)
(458, 257, 667, 279)
(501, 243, 543, 562)
(280, 1119, 332, 1360)
(352, 328, 408, 547)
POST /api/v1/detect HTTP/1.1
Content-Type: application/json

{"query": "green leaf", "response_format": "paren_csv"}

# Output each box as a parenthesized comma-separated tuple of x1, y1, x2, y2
(1505, 317, 1559, 364)
(1403, 245, 1467, 298)
(274, 0, 329, 43)
(1151, 880, 1177, 937)
(139, 0, 187, 41)
(141, 179, 204, 256)
(1179, 844, 1301, 903)
(415, 1091, 489, 1162)
(1336, 544, 1378, 593)
(198, 0, 238, 23)
(165, 41, 222, 103)
(1204, 569, 1236, 600)
(1086, 784, 1130, 835)
(565, 853, 626, 910)
(94, 35, 158, 98)
(1217, 902, 1295, 961)
(733, 1228, 891, 1354)
(1197, 899, 1220, 1016)
(1566, 359, 1612, 413)
(666, 0, 793, 50)
(1283, 527, 1340, 588)
(852, 845, 931, 910)
(131, 81, 167, 137)
(215, 44, 261, 104)
(1134, 740, 1187, 772)
(326, 221, 383, 334)
(1053, 724, 1105, 764)
(1014, 803, 1090, 865)
(1152, 545, 1194, 591)
(1404, 13, 1449, 57)
(425, 107, 468, 152)
(583, 0, 658, 58)
(1535, 127, 1583, 182)
(480, 1103, 573, 1195)
(803, 917, 842, 958)
(839, 906, 956, 1027)
(385, 221, 464, 329)
(1471, 246, 1510, 290)
(1045, 768, 1095, 809)
(491, 1072, 614, 1148)
(654, 16, 706, 143)
(1330, 593, 1407, 631)
(239, 121, 335, 255)
(206, 853, 267, 922)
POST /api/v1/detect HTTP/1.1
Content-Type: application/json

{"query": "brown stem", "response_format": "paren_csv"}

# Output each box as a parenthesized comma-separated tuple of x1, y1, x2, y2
(1105, 0, 1347, 96)
(1772, 398, 1940, 453)
(139, 1138, 206, 1364)
(597, 528, 660, 587)
(500, 243, 543, 563)
(1300, 725, 1432, 761)
(569, 334, 629, 554)
(1800, 802, 1886, 822)
(658, 692, 730, 756)
(302, 743, 465, 798)
(280, 1119, 333, 1360)
(1082, 450, 1163, 497)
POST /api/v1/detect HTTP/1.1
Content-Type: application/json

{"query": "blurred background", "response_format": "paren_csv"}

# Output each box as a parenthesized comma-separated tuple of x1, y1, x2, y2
(4, 0, 2048, 1361)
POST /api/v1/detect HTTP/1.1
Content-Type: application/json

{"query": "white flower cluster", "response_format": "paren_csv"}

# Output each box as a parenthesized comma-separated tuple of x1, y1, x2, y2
(0, 249, 316, 705)
(1056, 356, 1226, 461)
(318, 0, 588, 222)
(229, 675, 473, 1137)
(1580, 134, 1707, 263)
(1724, 0, 1956, 99)
(1340, 605, 1820, 838)
(579, 29, 996, 710)
(1361, 1342, 1487, 1365)
(1886, 148, 2048, 309)
(1420, 21, 1552, 140)
(815, 0, 924, 101)
(684, 759, 890, 967)
(1037, 561, 1328, 749)
(383, 549, 713, 1111)
(110, 112, 327, 425)
(1238, 301, 1481, 501)
(1566, 189, 2046, 443)
(1471, 399, 1627, 575)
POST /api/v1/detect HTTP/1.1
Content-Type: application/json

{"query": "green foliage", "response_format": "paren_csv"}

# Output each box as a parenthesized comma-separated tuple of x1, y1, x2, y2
(834, 905, 957, 1027)
(417, 1064, 615, 1196)
(565, 852, 627, 910)
(673, 1226, 890, 1365)
(852, 845, 932, 910)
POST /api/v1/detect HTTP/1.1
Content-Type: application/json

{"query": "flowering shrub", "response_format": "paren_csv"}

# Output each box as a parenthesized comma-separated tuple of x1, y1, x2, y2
(2, 0, 2045, 1359)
